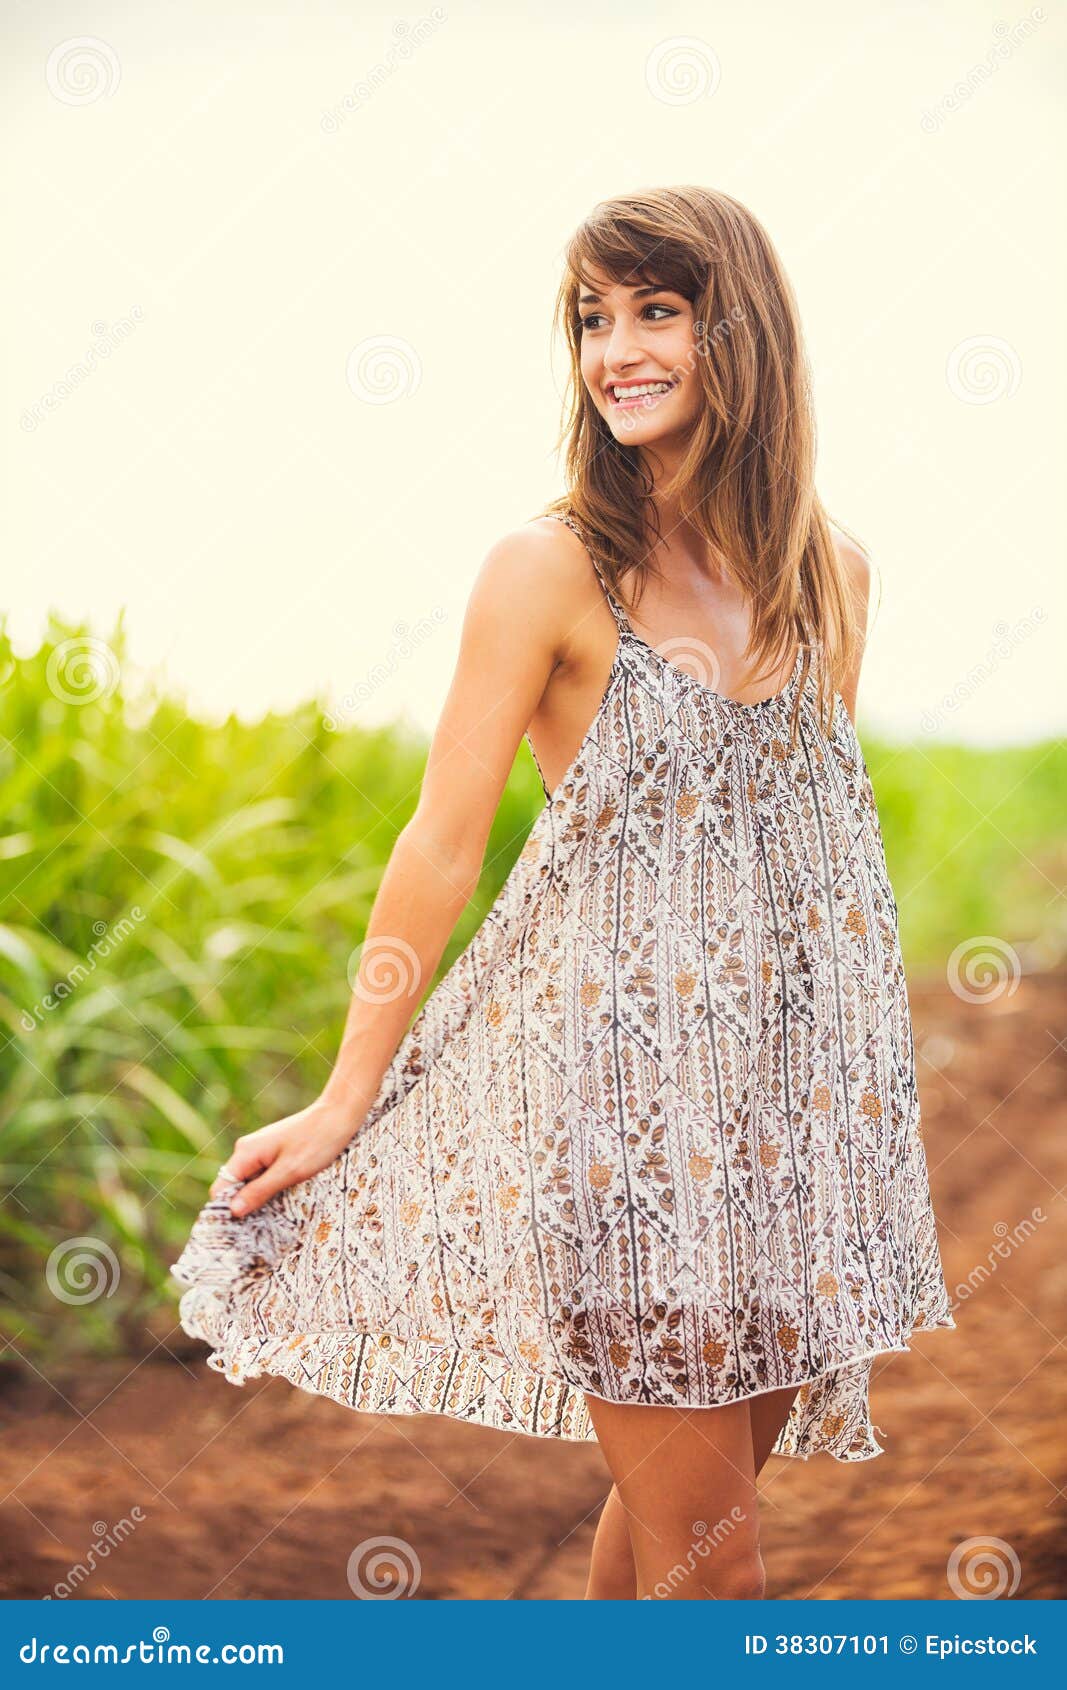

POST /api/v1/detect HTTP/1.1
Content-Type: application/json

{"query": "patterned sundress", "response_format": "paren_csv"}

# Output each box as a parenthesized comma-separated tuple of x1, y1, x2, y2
(170, 511, 956, 1461)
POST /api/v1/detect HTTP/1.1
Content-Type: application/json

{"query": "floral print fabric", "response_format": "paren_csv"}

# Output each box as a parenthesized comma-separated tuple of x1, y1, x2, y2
(171, 512, 955, 1460)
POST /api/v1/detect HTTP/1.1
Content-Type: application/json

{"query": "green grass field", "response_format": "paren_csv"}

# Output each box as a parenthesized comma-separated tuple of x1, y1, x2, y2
(2, 614, 1063, 1368)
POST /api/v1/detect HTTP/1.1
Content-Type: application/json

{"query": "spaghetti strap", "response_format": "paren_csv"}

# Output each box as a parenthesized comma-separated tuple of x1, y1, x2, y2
(546, 511, 633, 635)
(171, 491, 956, 1460)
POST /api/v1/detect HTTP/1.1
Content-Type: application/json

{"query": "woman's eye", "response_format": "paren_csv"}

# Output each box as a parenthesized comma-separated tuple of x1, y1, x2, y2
(580, 304, 676, 331)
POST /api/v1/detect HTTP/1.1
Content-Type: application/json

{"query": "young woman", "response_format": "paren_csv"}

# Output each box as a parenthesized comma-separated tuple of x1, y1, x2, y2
(171, 186, 956, 1601)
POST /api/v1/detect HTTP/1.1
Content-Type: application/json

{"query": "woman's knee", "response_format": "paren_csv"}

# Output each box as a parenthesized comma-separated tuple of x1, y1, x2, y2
(641, 1536, 765, 1601)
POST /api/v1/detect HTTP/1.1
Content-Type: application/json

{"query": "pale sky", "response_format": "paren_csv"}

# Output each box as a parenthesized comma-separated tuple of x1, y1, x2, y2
(4, 0, 1063, 745)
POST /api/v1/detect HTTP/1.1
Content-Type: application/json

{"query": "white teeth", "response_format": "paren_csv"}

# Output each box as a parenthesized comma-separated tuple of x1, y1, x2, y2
(612, 381, 673, 400)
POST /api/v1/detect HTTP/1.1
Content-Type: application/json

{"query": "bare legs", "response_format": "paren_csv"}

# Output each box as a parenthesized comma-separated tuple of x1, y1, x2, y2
(583, 1384, 800, 1600)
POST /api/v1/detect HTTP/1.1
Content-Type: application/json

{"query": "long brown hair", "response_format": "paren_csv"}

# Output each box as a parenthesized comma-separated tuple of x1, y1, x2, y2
(539, 186, 864, 740)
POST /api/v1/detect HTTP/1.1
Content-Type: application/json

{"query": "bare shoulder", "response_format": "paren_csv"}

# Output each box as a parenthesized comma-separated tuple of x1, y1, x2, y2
(827, 523, 871, 719)
(829, 522, 870, 607)
(470, 514, 599, 664)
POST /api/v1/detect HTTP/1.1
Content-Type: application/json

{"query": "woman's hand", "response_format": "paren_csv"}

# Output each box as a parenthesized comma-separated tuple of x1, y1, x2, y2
(208, 1095, 364, 1217)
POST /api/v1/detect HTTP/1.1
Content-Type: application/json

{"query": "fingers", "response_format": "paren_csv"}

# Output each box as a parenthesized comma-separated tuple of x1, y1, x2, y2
(208, 1137, 272, 1201)
(227, 1161, 293, 1217)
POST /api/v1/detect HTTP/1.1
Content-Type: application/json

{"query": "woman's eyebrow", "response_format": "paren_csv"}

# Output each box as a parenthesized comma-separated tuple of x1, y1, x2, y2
(578, 283, 672, 306)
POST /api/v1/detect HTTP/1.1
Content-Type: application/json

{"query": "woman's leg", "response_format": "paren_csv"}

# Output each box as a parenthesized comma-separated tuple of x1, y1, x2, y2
(582, 1383, 803, 1599)
(582, 1394, 765, 1601)
(748, 1384, 802, 1473)
(584, 1481, 638, 1599)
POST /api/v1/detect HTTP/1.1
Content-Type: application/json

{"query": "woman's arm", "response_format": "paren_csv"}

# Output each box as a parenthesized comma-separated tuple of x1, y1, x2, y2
(316, 524, 573, 1125)
(214, 522, 575, 1215)
(830, 527, 871, 725)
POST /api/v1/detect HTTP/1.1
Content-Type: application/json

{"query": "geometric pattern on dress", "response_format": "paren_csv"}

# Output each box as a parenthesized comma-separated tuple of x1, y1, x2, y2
(171, 511, 956, 1461)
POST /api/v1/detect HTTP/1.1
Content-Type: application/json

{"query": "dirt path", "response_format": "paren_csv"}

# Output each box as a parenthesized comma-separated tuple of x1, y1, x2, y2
(2, 971, 1064, 1600)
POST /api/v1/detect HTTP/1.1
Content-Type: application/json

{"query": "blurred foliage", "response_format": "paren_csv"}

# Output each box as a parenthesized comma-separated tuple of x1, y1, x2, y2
(1, 614, 1063, 1369)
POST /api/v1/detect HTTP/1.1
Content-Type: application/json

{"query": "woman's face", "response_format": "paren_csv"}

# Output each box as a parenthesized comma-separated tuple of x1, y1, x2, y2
(578, 267, 704, 448)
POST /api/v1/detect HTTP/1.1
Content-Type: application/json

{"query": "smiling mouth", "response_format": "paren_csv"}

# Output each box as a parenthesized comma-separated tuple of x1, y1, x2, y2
(608, 380, 678, 408)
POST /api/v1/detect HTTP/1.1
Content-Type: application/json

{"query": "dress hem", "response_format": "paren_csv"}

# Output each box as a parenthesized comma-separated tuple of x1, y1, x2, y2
(170, 1255, 957, 1464)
